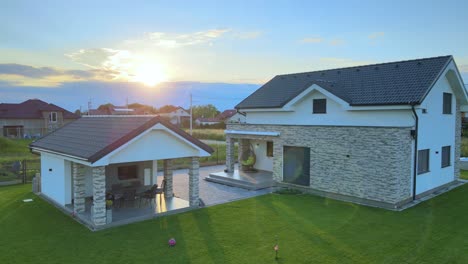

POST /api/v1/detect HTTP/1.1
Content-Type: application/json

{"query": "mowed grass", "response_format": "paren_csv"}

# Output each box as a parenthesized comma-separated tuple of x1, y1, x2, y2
(460, 170, 468, 180)
(1, 184, 468, 264)
(0, 137, 37, 162)
(189, 129, 226, 141)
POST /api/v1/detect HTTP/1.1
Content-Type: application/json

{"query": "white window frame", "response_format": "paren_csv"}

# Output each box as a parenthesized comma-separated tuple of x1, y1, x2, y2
(49, 112, 58, 123)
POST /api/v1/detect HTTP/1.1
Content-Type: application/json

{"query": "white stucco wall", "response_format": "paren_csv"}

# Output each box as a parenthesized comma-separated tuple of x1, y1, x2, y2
(40, 153, 72, 205)
(415, 63, 458, 194)
(251, 140, 273, 171)
(109, 130, 200, 164)
(245, 90, 414, 127)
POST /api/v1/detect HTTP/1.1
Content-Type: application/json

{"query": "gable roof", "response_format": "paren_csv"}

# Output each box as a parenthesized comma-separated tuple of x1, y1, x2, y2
(236, 56, 454, 109)
(30, 116, 214, 163)
(0, 99, 79, 119)
(217, 109, 237, 120)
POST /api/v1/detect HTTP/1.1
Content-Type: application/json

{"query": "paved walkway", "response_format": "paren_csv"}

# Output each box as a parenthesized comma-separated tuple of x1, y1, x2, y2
(157, 165, 272, 206)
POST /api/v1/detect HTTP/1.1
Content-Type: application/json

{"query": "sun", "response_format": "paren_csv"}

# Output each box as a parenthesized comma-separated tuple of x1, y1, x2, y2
(132, 63, 167, 86)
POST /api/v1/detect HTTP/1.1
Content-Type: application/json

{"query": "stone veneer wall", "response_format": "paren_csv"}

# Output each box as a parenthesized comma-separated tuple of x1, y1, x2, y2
(227, 123, 413, 205)
(454, 105, 461, 180)
(163, 159, 174, 198)
(72, 162, 86, 213)
(92, 166, 106, 226)
(188, 157, 200, 207)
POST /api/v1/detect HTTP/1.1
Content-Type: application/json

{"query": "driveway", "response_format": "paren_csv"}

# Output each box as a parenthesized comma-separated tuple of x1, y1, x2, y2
(157, 165, 272, 206)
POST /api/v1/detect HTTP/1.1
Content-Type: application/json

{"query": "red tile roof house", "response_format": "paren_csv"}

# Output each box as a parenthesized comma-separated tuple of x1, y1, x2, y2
(0, 99, 79, 138)
(209, 55, 468, 210)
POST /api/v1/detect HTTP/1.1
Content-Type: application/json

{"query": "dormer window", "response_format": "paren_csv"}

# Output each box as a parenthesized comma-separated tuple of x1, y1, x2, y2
(313, 99, 326, 114)
(49, 112, 58, 123)
(443, 93, 452, 114)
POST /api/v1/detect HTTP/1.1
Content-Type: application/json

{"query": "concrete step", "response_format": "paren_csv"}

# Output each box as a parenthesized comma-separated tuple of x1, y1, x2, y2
(205, 173, 274, 190)
(205, 176, 260, 190)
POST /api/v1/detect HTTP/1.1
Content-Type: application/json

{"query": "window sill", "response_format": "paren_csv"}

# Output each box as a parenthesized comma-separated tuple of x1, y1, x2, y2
(417, 171, 430, 175)
(441, 164, 451, 168)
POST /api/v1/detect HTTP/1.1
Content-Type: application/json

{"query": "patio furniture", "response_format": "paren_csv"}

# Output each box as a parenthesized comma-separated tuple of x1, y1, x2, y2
(139, 180, 166, 207)
(119, 189, 137, 208)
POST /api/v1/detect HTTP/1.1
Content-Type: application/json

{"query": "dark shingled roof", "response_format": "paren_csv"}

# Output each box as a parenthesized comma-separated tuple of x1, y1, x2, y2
(0, 99, 79, 119)
(30, 116, 214, 163)
(236, 55, 453, 109)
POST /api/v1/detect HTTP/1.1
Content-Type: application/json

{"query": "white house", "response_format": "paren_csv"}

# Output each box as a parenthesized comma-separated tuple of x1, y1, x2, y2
(195, 117, 221, 126)
(211, 55, 467, 209)
(30, 116, 213, 228)
(158, 107, 190, 125)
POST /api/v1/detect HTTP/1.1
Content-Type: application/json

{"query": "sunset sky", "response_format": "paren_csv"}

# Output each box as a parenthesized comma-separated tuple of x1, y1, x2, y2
(1, 0, 468, 111)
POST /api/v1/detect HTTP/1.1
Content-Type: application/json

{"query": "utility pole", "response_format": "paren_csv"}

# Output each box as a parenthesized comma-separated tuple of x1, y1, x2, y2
(190, 92, 193, 135)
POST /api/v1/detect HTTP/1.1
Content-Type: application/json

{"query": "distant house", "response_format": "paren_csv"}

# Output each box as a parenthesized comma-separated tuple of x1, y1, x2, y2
(195, 117, 221, 126)
(213, 55, 467, 210)
(217, 109, 245, 124)
(158, 107, 190, 126)
(88, 105, 148, 116)
(0, 99, 79, 138)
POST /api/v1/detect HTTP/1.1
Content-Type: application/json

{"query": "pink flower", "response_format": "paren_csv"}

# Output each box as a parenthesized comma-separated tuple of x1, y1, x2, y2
(168, 238, 176, 247)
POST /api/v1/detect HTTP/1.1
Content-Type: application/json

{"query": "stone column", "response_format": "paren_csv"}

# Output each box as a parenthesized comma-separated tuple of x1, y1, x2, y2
(188, 157, 200, 207)
(163, 159, 173, 198)
(272, 139, 283, 182)
(226, 136, 235, 172)
(238, 139, 250, 172)
(92, 166, 106, 226)
(455, 104, 461, 180)
(72, 162, 86, 213)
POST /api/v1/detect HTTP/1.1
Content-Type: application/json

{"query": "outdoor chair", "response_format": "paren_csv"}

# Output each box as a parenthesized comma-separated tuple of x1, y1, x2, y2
(139, 180, 166, 207)
(119, 189, 137, 208)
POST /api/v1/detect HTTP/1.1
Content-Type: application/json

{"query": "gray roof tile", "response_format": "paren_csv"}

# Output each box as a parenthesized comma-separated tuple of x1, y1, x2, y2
(236, 56, 452, 109)
(30, 116, 213, 163)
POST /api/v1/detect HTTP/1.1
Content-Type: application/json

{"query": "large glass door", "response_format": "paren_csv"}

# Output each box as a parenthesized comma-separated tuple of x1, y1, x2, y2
(283, 146, 310, 186)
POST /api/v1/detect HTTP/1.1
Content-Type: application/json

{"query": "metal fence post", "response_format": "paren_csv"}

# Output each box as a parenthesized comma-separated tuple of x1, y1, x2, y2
(22, 160, 26, 184)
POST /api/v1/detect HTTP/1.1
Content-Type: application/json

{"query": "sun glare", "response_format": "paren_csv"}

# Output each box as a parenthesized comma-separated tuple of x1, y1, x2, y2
(132, 63, 167, 86)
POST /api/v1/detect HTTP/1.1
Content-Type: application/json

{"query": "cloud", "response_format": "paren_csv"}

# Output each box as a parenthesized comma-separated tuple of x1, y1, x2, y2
(233, 31, 262, 39)
(369, 32, 385, 39)
(301, 37, 323, 44)
(329, 38, 345, 46)
(142, 28, 231, 48)
(0, 63, 93, 79)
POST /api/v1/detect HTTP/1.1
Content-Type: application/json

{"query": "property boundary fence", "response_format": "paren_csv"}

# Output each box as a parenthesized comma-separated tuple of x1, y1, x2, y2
(0, 159, 40, 185)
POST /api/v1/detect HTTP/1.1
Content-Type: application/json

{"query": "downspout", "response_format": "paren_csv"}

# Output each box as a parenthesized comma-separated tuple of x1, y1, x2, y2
(411, 103, 418, 200)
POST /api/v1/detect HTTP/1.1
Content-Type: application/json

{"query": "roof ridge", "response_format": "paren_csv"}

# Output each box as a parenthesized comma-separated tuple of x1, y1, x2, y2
(277, 55, 453, 77)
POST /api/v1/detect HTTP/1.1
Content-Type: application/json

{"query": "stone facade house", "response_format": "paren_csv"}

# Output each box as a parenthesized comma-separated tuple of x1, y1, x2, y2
(30, 116, 213, 229)
(221, 55, 467, 209)
(0, 99, 79, 138)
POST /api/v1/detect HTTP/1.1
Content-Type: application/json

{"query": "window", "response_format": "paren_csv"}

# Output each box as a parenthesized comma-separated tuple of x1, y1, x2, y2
(117, 165, 138, 180)
(417, 149, 430, 175)
(266, 141, 274, 157)
(313, 99, 326, 114)
(443, 93, 452, 114)
(49, 112, 58, 123)
(441, 146, 451, 168)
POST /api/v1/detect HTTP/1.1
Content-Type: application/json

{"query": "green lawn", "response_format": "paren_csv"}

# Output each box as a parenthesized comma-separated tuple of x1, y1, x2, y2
(0, 137, 37, 162)
(460, 170, 468, 180)
(1, 184, 468, 263)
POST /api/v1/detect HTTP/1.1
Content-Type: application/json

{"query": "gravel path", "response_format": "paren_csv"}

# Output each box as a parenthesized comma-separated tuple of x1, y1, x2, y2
(156, 165, 272, 206)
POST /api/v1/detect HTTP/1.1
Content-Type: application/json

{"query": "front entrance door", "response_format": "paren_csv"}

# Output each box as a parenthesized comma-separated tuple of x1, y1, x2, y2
(283, 146, 310, 186)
